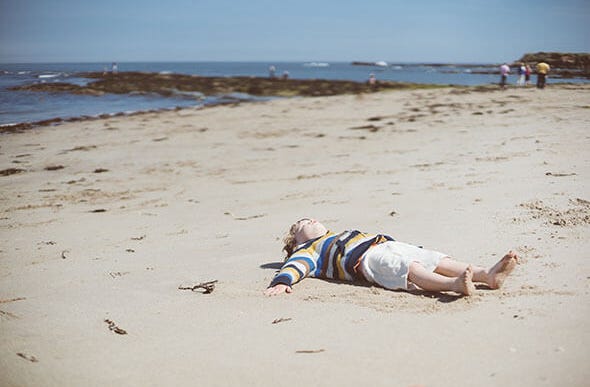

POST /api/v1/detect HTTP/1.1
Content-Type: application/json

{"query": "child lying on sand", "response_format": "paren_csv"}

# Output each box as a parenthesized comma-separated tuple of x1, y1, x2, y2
(265, 218, 517, 296)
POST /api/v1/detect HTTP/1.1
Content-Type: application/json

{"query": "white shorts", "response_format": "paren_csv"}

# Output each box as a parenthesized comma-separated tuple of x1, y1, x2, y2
(360, 241, 447, 290)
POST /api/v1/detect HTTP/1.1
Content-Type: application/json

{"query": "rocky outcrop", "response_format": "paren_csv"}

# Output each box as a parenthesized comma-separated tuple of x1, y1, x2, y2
(11, 72, 442, 98)
(514, 52, 590, 78)
(516, 52, 589, 69)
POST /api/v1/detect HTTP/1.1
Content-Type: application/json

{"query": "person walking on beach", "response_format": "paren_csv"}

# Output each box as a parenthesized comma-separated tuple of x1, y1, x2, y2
(525, 63, 532, 86)
(368, 73, 377, 86)
(536, 62, 550, 89)
(517, 63, 526, 86)
(265, 218, 518, 297)
(499, 63, 510, 89)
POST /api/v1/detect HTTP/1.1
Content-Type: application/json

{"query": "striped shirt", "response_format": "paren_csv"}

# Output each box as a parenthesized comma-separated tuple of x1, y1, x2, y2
(269, 230, 394, 288)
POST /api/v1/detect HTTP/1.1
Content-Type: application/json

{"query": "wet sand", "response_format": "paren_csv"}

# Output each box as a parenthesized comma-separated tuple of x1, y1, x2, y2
(1, 84, 589, 386)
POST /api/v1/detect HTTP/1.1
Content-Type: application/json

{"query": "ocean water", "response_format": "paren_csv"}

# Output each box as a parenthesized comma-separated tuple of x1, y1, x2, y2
(1, 62, 587, 126)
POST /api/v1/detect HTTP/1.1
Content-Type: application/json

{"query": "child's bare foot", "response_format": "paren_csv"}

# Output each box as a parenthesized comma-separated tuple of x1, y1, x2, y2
(455, 265, 475, 296)
(487, 251, 518, 289)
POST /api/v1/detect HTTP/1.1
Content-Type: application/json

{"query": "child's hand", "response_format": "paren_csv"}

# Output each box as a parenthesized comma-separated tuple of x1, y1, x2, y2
(264, 284, 292, 296)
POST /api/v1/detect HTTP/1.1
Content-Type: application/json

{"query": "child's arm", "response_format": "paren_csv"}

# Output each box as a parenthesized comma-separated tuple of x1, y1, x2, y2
(264, 255, 315, 296)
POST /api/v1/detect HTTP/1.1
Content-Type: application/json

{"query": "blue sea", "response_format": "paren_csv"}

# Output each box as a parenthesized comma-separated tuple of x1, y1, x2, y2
(1, 62, 587, 126)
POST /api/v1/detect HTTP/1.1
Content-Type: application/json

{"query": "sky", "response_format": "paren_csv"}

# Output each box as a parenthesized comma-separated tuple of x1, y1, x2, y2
(0, 0, 589, 63)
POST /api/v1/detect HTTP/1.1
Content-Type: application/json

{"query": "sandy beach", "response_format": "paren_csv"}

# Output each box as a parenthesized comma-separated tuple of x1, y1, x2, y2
(1, 84, 589, 386)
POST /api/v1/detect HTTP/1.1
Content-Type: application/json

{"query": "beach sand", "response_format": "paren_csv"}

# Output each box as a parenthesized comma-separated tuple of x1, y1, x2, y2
(1, 84, 589, 386)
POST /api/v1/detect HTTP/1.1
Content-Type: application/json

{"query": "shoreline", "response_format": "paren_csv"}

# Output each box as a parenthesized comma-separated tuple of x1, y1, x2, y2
(3, 72, 446, 132)
(0, 102, 211, 134)
(2, 81, 587, 133)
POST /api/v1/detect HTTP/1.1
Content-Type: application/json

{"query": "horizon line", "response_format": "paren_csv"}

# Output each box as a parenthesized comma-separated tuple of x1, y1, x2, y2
(0, 59, 510, 65)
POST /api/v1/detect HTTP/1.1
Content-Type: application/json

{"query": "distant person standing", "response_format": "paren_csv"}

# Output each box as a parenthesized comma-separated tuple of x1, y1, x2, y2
(517, 63, 526, 86)
(525, 63, 532, 86)
(111, 62, 118, 74)
(269, 65, 276, 79)
(368, 73, 377, 86)
(499, 63, 510, 89)
(536, 62, 550, 89)
(282, 70, 289, 80)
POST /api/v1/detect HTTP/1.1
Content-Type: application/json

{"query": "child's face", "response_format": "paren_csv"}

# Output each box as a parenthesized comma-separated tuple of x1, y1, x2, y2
(293, 218, 327, 244)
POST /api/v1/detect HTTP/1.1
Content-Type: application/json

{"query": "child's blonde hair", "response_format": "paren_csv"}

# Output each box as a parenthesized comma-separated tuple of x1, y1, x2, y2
(282, 222, 299, 260)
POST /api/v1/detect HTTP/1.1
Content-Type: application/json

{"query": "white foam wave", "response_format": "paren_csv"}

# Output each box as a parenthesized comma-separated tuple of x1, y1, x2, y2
(38, 73, 61, 79)
(303, 62, 330, 67)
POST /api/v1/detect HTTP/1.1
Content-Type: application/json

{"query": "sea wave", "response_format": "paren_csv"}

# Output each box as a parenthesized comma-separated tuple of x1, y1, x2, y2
(38, 73, 61, 79)
(303, 62, 330, 67)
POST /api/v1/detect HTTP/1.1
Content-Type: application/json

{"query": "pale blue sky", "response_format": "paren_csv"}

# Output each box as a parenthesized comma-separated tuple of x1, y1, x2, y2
(1, 0, 588, 63)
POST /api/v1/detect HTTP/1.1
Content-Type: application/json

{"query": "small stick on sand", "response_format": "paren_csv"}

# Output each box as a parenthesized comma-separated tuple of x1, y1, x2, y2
(17, 352, 39, 362)
(296, 349, 325, 354)
(272, 317, 292, 324)
(224, 211, 266, 221)
(178, 280, 218, 294)
(0, 297, 26, 304)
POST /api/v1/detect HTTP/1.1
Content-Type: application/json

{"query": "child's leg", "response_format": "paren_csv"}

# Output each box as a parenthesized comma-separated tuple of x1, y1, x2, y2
(434, 251, 518, 289)
(408, 262, 475, 296)
(434, 257, 488, 283)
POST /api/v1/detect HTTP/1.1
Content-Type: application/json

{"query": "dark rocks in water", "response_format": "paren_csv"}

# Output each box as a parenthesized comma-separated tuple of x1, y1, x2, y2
(13, 82, 106, 96)
(465, 52, 590, 79)
(10, 71, 442, 98)
(514, 52, 590, 78)
(516, 52, 589, 70)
